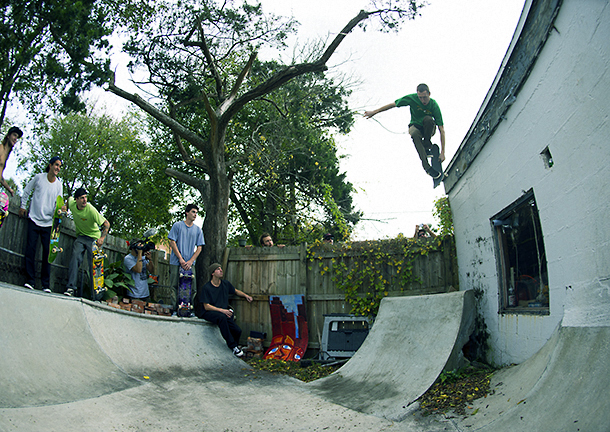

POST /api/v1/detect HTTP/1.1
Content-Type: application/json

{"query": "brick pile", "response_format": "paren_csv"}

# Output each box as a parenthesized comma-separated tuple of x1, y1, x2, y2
(105, 297, 171, 316)
(244, 337, 264, 359)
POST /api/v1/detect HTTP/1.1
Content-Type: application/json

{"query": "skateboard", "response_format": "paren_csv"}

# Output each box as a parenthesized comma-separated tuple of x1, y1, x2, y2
(177, 268, 194, 317)
(48, 196, 66, 263)
(0, 192, 8, 229)
(92, 243, 107, 300)
(427, 144, 445, 189)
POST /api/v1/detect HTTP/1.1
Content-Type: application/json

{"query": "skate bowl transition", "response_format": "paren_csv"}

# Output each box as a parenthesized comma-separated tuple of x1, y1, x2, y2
(1, 282, 609, 431)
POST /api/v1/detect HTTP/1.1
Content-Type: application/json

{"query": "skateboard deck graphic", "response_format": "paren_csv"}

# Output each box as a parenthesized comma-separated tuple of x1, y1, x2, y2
(0, 192, 8, 229)
(92, 243, 107, 300)
(177, 268, 194, 317)
(48, 196, 66, 263)
(427, 144, 444, 189)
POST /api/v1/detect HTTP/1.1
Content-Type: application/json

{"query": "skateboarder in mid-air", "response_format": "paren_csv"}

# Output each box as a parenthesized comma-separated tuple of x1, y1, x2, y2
(364, 83, 446, 181)
(19, 156, 64, 292)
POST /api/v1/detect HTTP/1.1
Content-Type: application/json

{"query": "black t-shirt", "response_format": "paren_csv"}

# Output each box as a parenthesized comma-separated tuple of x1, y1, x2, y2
(195, 279, 236, 318)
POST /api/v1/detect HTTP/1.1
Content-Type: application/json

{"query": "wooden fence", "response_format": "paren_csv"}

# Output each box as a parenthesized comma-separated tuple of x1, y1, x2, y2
(1, 193, 458, 351)
(0, 195, 128, 292)
(223, 238, 458, 350)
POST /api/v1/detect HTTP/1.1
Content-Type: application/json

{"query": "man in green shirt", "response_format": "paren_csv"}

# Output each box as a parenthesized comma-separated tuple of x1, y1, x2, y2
(63, 187, 110, 297)
(364, 83, 446, 179)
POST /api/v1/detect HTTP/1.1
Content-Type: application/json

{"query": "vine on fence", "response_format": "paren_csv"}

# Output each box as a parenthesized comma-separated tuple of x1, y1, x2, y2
(308, 234, 445, 317)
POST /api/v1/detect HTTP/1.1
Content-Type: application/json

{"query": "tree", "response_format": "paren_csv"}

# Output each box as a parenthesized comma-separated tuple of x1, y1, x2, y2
(0, 0, 157, 127)
(19, 110, 179, 238)
(227, 62, 360, 245)
(107, 0, 424, 273)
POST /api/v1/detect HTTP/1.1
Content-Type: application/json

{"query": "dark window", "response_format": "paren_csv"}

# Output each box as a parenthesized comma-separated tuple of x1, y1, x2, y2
(492, 190, 549, 314)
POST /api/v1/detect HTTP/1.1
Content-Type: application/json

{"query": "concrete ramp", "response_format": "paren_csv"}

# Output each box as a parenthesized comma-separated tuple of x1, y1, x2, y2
(455, 324, 610, 432)
(308, 291, 475, 421)
(0, 282, 242, 409)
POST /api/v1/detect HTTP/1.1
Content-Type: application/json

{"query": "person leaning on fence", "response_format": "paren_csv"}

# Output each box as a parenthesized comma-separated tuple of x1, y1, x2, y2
(259, 232, 285, 248)
(195, 263, 253, 358)
(63, 187, 110, 297)
(19, 156, 64, 292)
(414, 224, 436, 239)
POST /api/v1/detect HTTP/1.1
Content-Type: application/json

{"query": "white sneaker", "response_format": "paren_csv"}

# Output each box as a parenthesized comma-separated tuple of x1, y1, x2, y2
(24, 283, 34, 290)
(232, 346, 244, 357)
(64, 288, 75, 297)
(43, 288, 52, 293)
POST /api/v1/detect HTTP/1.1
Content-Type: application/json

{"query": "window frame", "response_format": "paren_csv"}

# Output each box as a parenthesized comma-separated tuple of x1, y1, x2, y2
(491, 189, 550, 315)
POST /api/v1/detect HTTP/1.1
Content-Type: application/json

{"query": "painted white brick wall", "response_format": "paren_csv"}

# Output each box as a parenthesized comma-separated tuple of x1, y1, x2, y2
(448, 0, 610, 366)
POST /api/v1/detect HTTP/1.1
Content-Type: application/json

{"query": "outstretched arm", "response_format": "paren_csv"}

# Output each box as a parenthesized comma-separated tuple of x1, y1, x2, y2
(438, 125, 446, 162)
(364, 102, 397, 119)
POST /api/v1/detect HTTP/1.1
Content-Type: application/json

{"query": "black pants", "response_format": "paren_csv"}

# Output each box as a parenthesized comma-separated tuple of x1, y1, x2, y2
(202, 310, 242, 349)
(409, 116, 437, 171)
(24, 219, 52, 289)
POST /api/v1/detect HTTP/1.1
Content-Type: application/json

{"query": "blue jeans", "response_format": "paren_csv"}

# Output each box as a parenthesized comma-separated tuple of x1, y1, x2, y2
(66, 235, 95, 295)
(24, 219, 52, 290)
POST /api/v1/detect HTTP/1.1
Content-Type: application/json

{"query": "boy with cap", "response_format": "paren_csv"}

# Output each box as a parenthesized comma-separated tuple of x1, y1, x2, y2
(19, 156, 64, 292)
(195, 263, 253, 357)
(0, 126, 22, 197)
(63, 187, 110, 297)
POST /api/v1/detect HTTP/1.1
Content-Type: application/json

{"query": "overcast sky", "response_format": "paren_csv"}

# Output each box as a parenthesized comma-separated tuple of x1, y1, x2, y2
(5, 0, 525, 241)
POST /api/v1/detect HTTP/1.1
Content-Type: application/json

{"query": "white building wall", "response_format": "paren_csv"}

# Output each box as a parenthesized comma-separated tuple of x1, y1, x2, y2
(448, 0, 610, 366)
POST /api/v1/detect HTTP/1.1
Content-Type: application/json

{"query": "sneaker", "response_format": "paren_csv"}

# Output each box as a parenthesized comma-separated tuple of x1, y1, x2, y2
(64, 288, 75, 297)
(232, 346, 244, 357)
(425, 166, 441, 178)
(43, 288, 52, 293)
(24, 283, 34, 290)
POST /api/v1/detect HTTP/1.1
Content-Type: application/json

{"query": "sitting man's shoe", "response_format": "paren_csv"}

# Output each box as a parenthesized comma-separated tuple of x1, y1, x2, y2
(43, 288, 52, 293)
(24, 283, 34, 290)
(232, 346, 244, 357)
(64, 288, 75, 297)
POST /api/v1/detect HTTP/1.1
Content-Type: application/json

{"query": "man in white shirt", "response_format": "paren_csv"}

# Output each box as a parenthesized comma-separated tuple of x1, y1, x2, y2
(19, 156, 63, 292)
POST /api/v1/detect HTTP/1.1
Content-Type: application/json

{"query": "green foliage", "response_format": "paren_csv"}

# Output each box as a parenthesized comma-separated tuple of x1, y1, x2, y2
(226, 64, 361, 245)
(104, 259, 135, 297)
(0, 0, 110, 125)
(433, 196, 454, 237)
(308, 234, 444, 317)
(19, 110, 180, 238)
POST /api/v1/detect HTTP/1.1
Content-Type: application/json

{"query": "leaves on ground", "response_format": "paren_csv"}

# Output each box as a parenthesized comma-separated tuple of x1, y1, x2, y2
(418, 366, 495, 416)
(245, 358, 341, 383)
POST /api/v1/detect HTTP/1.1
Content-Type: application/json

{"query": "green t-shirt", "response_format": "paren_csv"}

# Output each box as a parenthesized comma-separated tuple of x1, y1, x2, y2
(395, 93, 444, 127)
(68, 197, 106, 239)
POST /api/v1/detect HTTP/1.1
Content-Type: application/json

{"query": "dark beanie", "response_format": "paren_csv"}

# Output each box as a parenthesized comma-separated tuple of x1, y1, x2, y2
(208, 263, 222, 276)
